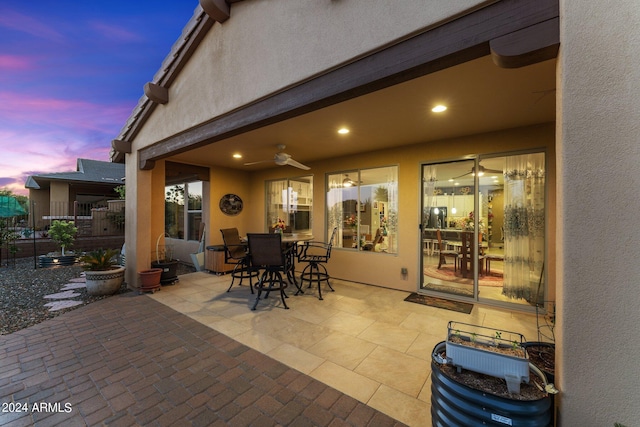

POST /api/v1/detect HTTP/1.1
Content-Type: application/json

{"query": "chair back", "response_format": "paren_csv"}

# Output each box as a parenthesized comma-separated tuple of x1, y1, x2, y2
(247, 233, 285, 267)
(220, 228, 246, 259)
(326, 227, 338, 258)
(436, 229, 444, 246)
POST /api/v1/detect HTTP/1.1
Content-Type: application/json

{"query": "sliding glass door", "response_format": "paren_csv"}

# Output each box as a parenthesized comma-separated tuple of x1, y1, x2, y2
(420, 152, 546, 308)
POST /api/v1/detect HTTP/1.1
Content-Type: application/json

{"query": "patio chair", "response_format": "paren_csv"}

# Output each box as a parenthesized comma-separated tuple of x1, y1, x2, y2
(220, 228, 259, 293)
(297, 227, 337, 300)
(247, 233, 290, 310)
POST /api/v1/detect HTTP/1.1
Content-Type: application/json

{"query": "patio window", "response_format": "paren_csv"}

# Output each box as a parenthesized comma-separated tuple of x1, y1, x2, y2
(327, 166, 398, 253)
(265, 176, 313, 233)
(165, 181, 202, 241)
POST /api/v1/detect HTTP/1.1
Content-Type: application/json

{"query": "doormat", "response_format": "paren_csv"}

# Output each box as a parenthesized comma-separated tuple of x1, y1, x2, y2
(404, 293, 473, 314)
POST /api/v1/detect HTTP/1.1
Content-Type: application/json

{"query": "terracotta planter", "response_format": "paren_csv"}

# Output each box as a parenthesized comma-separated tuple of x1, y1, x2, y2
(84, 266, 125, 296)
(139, 268, 162, 293)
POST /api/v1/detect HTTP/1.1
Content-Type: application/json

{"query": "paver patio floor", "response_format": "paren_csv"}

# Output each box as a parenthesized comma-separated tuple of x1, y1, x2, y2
(0, 292, 406, 427)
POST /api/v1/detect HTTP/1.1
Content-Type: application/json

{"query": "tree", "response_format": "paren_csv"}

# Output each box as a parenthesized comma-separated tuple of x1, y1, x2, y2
(48, 220, 78, 256)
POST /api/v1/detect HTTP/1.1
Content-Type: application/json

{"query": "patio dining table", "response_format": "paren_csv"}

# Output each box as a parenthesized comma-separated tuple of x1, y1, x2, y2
(243, 233, 314, 289)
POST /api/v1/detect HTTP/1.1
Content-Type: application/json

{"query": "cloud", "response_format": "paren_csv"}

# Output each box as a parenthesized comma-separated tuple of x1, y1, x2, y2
(0, 9, 64, 41)
(89, 21, 144, 43)
(0, 54, 32, 70)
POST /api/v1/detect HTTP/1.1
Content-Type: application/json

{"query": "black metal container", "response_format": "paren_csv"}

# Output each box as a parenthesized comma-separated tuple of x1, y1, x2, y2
(431, 341, 553, 427)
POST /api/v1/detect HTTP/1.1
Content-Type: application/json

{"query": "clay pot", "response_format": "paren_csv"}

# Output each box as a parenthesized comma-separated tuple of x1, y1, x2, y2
(139, 268, 162, 292)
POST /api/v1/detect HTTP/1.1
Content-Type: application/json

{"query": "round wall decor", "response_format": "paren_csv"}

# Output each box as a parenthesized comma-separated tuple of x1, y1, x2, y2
(219, 194, 243, 216)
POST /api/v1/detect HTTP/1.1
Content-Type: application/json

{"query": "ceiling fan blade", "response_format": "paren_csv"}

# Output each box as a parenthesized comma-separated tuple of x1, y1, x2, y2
(452, 171, 472, 179)
(243, 160, 271, 166)
(483, 168, 503, 174)
(285, 158, 311, 170)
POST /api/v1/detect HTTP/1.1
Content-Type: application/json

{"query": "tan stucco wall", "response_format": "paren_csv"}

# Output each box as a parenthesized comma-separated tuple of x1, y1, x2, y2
(121, 0, 640, 422)
(134, 0, 493, 144)
(124, 0, 494, 285)
(557, 0, 640, 424)
(49, 181, 69, 205)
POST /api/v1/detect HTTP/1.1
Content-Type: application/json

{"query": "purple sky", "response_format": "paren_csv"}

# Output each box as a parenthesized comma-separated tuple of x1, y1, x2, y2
(0, 1, 197, 195)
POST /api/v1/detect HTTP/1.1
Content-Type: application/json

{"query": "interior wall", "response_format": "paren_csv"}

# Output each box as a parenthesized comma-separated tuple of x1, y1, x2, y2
(557, 0, 640, 424)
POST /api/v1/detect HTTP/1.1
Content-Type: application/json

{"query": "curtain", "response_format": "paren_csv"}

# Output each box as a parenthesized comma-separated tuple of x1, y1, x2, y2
(503, 153, 545, 302)
(266, 180, 287, 228)
(423, 165, 437, 227)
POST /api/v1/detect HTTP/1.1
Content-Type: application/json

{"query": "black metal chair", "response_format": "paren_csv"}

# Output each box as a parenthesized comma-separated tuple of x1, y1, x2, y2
(247, 233, 290, 310)
(297, 227, 337, 300)
(220, 228, 258, 293)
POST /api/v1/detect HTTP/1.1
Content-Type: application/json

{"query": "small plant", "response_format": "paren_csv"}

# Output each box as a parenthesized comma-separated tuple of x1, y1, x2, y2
(114, 185, 126, 199)
(79, 248, 119, 271)
(48, 220, 78, 256)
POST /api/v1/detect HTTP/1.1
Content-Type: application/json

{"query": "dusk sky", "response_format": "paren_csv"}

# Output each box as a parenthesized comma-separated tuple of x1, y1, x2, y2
(0, 1, 197, 195)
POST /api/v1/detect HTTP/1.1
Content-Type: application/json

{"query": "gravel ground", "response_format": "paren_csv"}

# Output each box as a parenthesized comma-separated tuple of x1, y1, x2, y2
(0, 257, 195, 335)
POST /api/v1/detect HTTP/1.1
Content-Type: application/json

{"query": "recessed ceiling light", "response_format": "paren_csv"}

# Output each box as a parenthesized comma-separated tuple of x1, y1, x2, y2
(432, 105, 447, 113)
(232, 153, 242, 159)
(338, 128, 350, 134)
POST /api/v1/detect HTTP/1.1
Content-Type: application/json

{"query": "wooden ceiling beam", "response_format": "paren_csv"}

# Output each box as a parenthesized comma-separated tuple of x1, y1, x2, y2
(490, 18, 560, 69)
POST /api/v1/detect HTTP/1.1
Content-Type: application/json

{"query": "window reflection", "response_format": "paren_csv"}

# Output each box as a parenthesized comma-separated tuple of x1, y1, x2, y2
(165, 181, 202, 241)
(327, 166, 398, 254)
(265, 177, 313, 233)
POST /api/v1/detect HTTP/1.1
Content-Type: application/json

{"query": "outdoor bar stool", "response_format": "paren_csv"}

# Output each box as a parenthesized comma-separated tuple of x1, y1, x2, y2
(247, 233, 290, 310)
(297, 228, 337, 300)
(220, 228, 259, 294)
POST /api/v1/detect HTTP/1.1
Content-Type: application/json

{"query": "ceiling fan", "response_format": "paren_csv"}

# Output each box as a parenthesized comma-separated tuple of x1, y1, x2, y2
(342, 174, 363, 187)
(452, 165, 502, 179)
(244, 144, 310, 170)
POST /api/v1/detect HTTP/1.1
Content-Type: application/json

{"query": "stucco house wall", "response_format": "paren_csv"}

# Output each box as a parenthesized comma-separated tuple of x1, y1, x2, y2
(557, 0, 640, 425)
(116, 0, 640, 424)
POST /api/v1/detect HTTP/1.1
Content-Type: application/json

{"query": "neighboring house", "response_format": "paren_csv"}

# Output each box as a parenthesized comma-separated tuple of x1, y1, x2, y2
(25, 158, 124, 233)
(109, 0, 640, 424)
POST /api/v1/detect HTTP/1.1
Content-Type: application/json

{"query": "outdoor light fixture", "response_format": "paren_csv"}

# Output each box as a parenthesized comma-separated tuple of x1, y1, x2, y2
(432, 105, 447, 113)
(338, 128, 350, 134)
(233, 153, 242, 159)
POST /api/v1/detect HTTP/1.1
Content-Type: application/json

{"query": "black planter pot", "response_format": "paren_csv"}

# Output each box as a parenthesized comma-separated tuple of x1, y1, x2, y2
(38, 254, 76, 267)
(431, 341, 553, 427)
(151, 260, 179, 285)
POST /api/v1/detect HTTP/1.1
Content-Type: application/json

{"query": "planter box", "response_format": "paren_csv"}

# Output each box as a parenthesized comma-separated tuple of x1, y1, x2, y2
(431, 341, 552, 426)
(446, 321, 529, 394)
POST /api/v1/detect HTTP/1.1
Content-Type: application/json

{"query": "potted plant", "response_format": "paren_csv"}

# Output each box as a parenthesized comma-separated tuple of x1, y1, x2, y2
(40, 220, 78, 267)
(79, 248, 125, 296)
(151, 233, 179, 285)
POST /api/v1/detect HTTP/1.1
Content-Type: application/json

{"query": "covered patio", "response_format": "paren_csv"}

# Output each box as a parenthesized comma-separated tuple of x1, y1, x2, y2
(149, 271, 539, 426)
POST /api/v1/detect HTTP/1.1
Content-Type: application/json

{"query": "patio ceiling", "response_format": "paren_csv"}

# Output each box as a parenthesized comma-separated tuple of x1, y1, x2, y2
(167, 55, 556, 176)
